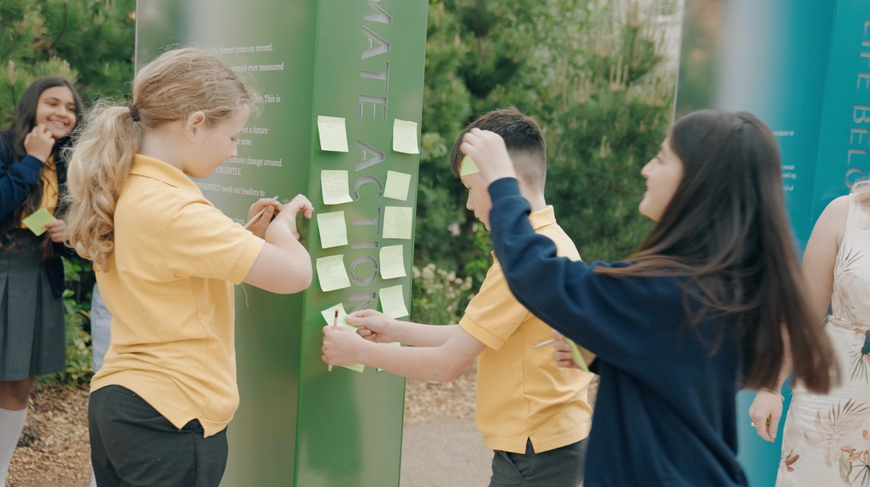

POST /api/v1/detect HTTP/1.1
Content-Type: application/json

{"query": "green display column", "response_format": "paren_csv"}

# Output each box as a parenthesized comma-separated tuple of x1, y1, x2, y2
(135, 1, 428, 485)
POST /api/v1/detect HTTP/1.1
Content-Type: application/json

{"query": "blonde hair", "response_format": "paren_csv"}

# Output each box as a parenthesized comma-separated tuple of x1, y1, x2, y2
(65, 48, 251, 270)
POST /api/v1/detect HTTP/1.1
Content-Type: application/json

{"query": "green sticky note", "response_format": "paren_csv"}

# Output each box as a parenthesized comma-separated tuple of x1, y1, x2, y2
(378, 342, 402, 372)
(21, 208, 56, 236)
(321, 303, 364, 373)
(379, 244, 406, 280)
(382, 206, 412, 240)
(379, 284, 409, 319)
(383, 170, 412, 201)
(316, 255, 351, 292)
(459, 155, 479, 176)
(317, 116, 349, 152)
(317, 211, 347, 249)
(392, 119, 419, 154)
(321, 170, 353, 205)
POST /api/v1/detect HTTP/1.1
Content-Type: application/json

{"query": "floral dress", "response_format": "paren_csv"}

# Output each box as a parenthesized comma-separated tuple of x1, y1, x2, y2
(778, 195, 870, 486)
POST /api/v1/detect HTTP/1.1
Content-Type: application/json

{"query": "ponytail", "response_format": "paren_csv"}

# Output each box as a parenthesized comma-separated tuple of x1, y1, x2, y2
(64, 103, 137, 270)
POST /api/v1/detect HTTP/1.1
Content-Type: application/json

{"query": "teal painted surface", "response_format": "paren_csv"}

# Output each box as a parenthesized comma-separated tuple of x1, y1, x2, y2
(135, 1, 428, 485)
(677, 1, 870, 485)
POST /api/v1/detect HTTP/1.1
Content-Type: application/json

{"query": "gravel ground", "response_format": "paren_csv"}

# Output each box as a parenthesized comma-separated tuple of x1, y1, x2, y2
(6, 362, 596, 487)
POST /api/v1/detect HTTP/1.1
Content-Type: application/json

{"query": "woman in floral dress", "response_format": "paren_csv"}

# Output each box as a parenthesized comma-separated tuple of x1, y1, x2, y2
(750, 185, 870, 486)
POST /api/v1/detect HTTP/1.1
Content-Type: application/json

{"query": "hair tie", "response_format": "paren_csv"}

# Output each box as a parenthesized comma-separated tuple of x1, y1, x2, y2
(128, 104, 141, 123)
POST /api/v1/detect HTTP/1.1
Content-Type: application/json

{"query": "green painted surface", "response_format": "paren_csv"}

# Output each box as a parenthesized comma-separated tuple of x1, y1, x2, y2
(135, 0, 427, 485)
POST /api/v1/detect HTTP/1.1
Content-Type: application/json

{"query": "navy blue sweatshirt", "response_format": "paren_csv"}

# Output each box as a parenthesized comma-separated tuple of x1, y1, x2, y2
(488, 178, 748, 487)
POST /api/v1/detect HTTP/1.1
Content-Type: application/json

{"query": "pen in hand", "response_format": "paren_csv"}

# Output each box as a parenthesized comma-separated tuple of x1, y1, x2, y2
(244, 195, 280, 230)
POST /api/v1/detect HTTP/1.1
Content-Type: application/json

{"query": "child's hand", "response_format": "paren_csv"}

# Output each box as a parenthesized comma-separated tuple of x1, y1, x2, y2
(274, 194, 314, 239)
(346, 309, 398, 343)
(246, 197, 282, 238)
(748, 389, 783, 442)
(459, 128, 517, 185)
(322, 325, 367, 366)
(23, 124, 56, 163)
(550, 329, 582, 370)
(43, 219, 66, 243)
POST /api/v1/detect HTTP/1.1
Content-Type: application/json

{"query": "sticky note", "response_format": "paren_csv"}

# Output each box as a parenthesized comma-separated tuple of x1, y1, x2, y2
(321, 303, 365, 373)
(379, 284, 409, 319)
(378, 342, 401, 371)
(383, 171, 412, 201)
(317, 211, 347, 249)
(379, 245, 406, 280)
(459, 155, 479, 176)
(317, 116, 349, 152)
(321, 170, 353, 205)
(22, 208, 56, 236)
(316, 255, 351, 292)
(393, 119, 419, 154)
(383, 206, 413, 240)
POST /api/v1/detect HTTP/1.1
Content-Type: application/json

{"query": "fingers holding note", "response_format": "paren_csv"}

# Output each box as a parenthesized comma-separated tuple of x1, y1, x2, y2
(459, 128, 518, 185)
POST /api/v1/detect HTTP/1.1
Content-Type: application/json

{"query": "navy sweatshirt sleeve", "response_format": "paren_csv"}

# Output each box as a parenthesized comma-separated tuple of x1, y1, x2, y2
(0, 134, 44, 222)
(487, 178, 674, 372)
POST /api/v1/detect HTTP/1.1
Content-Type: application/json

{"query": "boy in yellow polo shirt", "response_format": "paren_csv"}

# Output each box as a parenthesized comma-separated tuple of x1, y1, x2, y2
(322, 107, 595, 486)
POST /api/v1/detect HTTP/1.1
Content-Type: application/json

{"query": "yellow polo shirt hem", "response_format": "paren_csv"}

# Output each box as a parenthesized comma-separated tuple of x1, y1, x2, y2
(483, 422, 592, 454)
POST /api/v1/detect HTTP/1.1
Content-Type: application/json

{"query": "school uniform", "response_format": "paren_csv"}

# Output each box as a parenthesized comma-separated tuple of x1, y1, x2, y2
(460, 206, 595, 487)
(487, 177, 749, 487)
(88, 155, 265, 487)
(0, 131, 66, 381)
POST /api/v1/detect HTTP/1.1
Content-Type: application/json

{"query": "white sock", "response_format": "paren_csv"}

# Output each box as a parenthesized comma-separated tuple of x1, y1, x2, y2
(89, 468, 98, 487)
(0, 407, 27, 482)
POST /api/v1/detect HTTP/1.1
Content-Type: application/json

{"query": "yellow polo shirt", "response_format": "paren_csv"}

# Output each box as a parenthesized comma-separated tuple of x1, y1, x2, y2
(459, 206, 595, 454)
(91, 155, 265, 437)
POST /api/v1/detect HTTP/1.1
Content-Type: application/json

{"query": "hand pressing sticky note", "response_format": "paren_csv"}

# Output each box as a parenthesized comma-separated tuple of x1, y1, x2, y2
(321, 303, 365, 373)
(316, 255, 351, 292)
(393, 119, 419, 154)
(317, 211, 347, 249)
(379, 244, 406, 280)
(22, 208, 56, 236)
(321, 170, 353, 205)
(459, 155, 479, 176)
(317, 116, 349, 152)
(383, 206, 413, 240)
(383, 171, 412, 201)
(379, 284, 409, 319)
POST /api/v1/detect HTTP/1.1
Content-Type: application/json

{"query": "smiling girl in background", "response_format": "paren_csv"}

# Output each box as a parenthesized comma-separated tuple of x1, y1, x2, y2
(0, 77, 82, 483)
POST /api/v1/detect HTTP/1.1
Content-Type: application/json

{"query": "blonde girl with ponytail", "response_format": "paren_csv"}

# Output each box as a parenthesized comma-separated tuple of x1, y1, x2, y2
(65, 48, 313, 487)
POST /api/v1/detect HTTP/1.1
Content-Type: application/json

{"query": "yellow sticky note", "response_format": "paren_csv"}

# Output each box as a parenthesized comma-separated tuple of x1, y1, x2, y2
(459, 155, 479, 176)
(21, 208, 56, 236)
(321, 303, 365, 373)
(317, 211, 347, 249)
(316, 255, 351, 292)
(393, 119, 419, 154)
(378, 342, 401, 372)
(383, 171, 412, 201)
(321, 170, 353, 205)
(383, 206, 413, 240)
(379, 284, 409, 319)
(379, 244, 406, 280)
(317, 116, 349, 152)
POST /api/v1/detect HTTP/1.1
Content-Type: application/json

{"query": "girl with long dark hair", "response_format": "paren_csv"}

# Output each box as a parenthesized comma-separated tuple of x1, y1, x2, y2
(0, 76, 83, 482)
(459, 110, 839, 486)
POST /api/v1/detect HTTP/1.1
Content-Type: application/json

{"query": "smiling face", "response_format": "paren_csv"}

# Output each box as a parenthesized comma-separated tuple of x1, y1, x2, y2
(34, 86, 78, 140)
(639, 137, 684, 222)
(183, 104, 251, 178)
(460, 171, 493, 230)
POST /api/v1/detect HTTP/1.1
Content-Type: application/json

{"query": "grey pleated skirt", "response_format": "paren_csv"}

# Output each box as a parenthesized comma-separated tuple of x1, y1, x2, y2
(0, 231, 65, 381)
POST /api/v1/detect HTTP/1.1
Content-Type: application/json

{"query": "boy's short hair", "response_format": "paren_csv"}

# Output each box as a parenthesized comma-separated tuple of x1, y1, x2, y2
(449, 107, 547, 191)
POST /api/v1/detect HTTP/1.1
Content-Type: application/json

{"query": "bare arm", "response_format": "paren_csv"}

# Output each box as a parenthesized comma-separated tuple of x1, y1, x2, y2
(244, 195, 314, 294)
(345, 309, 458, 347)
(322, 325, 485, 381)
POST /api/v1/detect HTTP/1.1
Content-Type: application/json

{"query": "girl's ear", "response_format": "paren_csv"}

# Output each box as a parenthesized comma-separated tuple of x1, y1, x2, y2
(184, 111, 208, 140)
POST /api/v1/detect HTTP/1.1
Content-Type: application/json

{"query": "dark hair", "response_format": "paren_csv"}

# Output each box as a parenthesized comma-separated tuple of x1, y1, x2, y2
(1, 77, 83, 255)
(449, 107, 547, 190)
(597, 110, 837, 394)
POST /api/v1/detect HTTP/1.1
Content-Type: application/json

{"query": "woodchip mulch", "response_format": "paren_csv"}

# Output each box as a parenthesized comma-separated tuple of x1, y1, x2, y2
(7, 363, 597, 487)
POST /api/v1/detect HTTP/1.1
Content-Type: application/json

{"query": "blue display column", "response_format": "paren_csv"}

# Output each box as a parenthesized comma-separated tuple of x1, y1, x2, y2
(676, 0, 870, 485)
